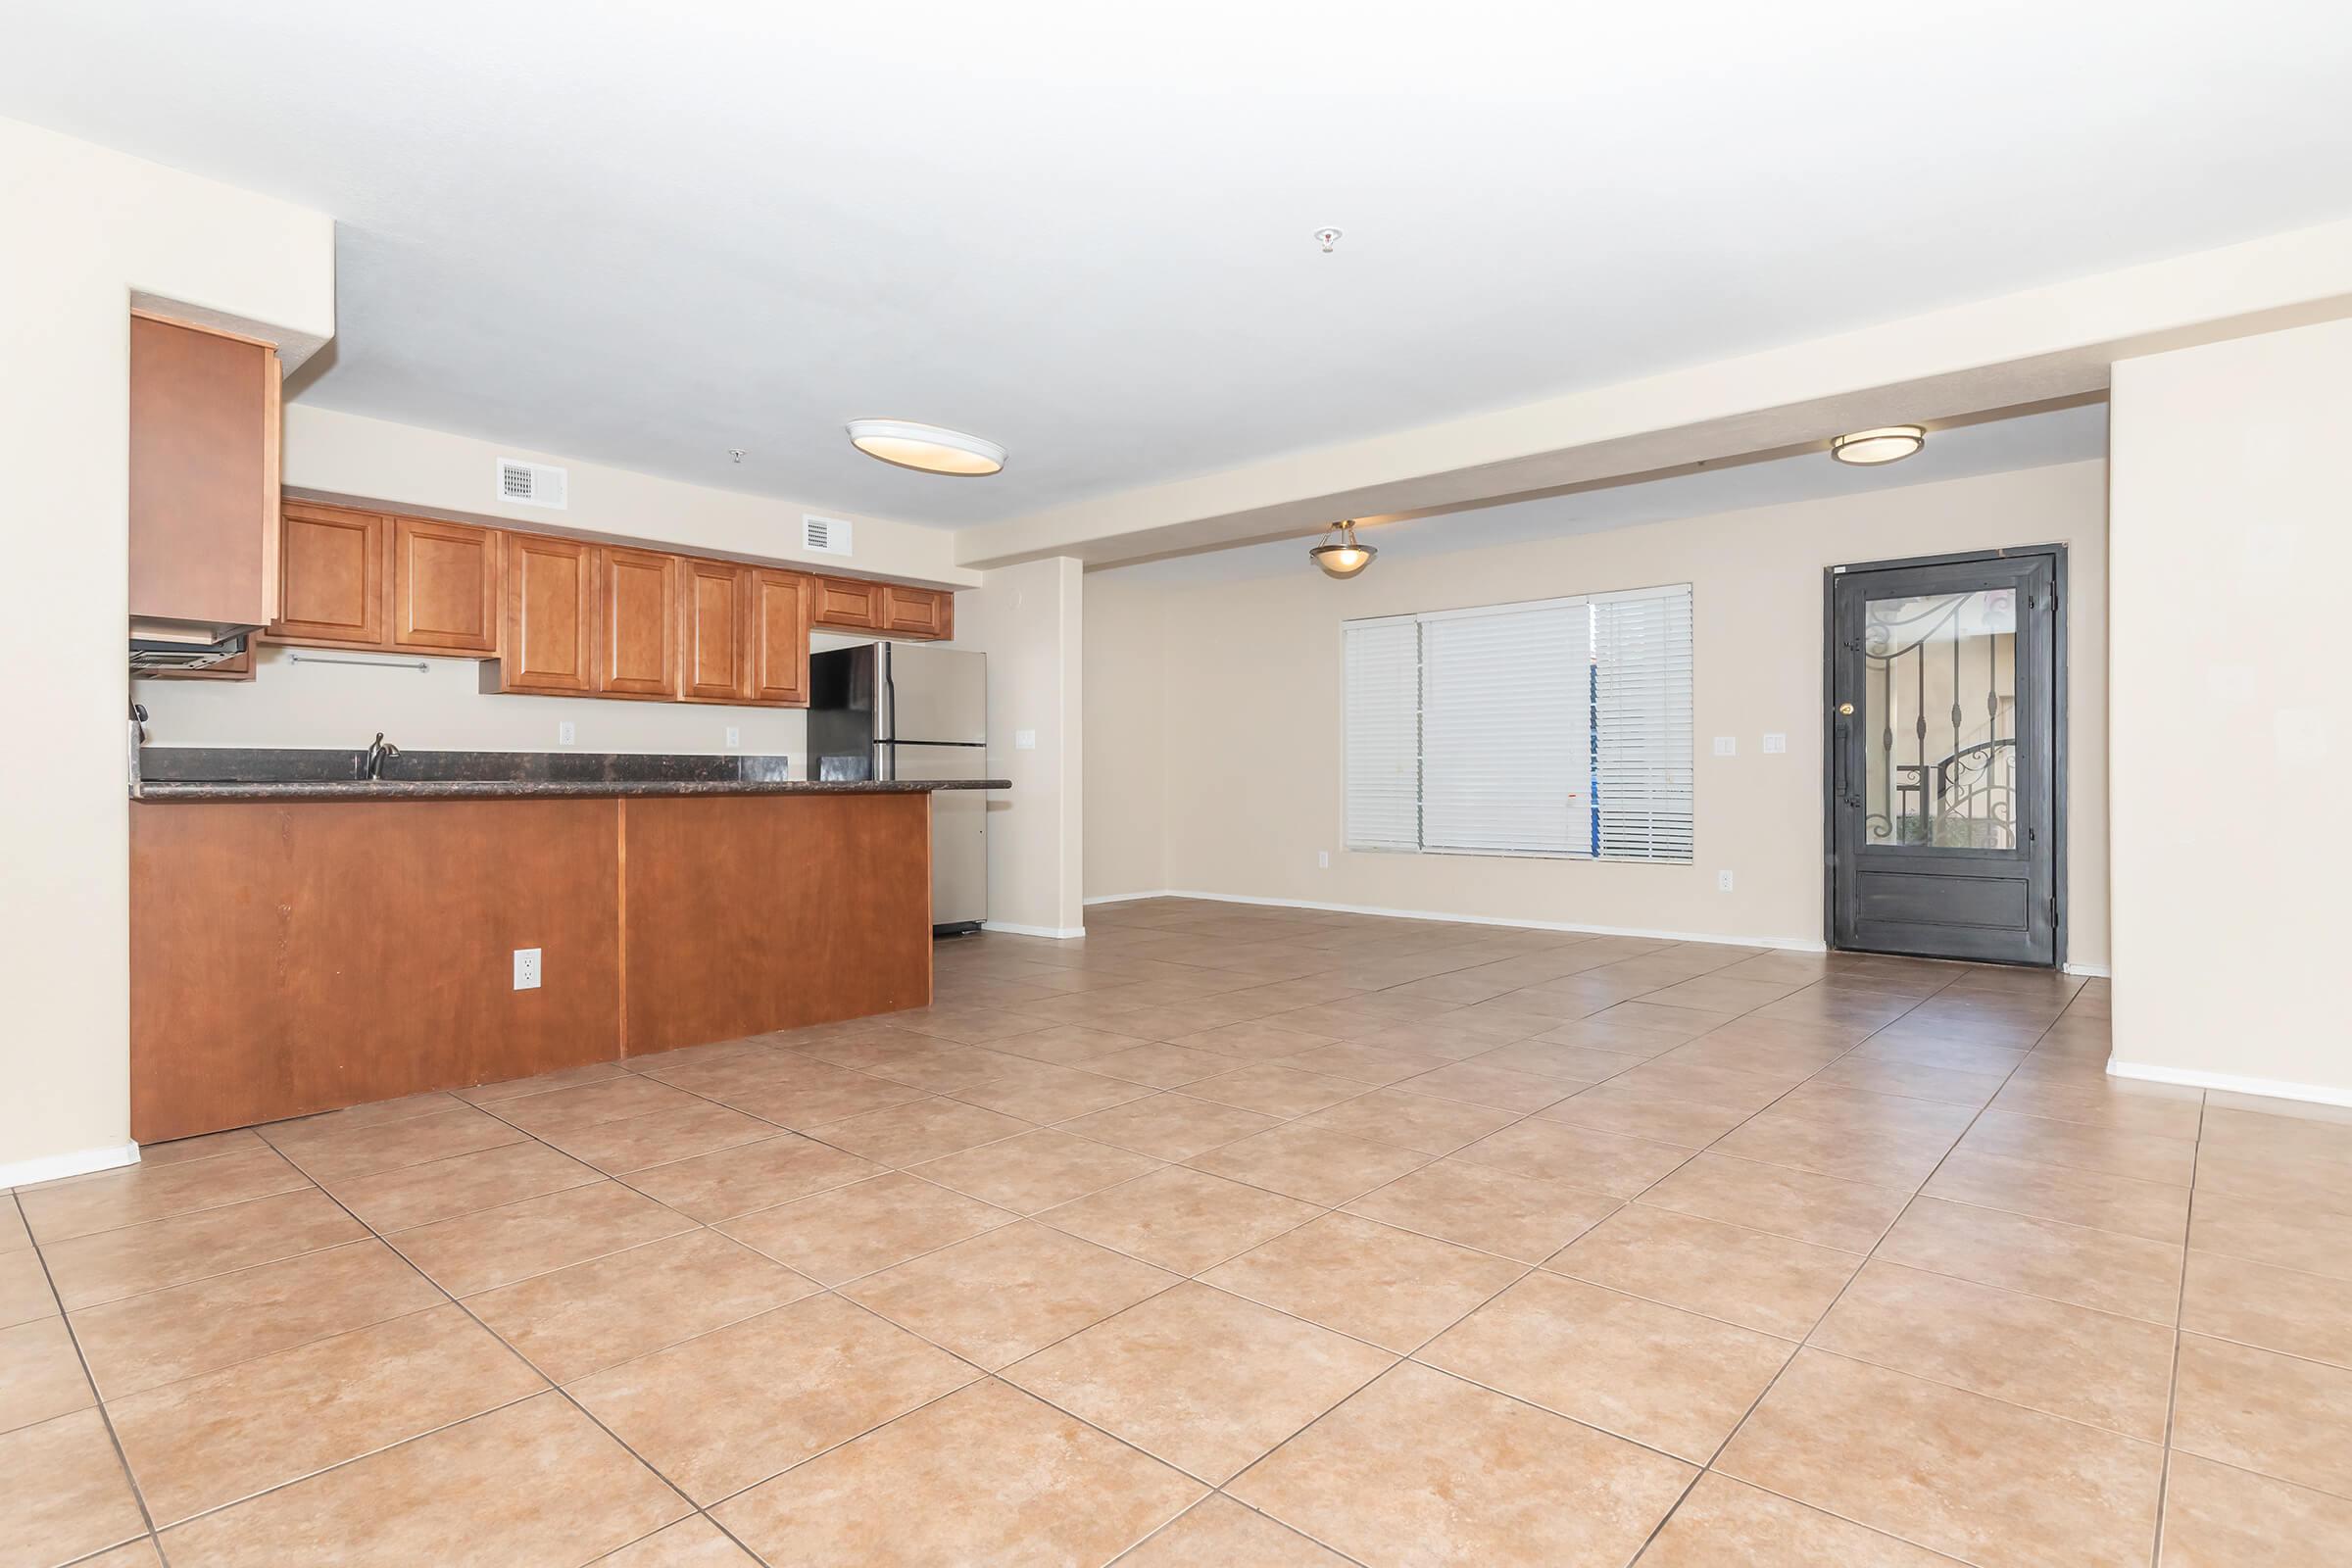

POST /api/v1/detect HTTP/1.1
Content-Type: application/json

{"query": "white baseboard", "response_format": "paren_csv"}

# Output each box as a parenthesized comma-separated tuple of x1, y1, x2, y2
(980, 920, 1087, 940)
(2063, 962, 2112, 978)
(1084, 888, 1825, 953)
(0, 1140, 139, 1190)
(2107, 1059, 2352, 1108)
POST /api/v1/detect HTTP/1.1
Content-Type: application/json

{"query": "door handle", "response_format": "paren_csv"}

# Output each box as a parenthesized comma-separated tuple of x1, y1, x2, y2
(1837, 703, 1854, 716)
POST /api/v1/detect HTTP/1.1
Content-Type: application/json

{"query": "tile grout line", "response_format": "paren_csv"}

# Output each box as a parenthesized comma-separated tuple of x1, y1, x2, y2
(1680, 972, 2152, 1563)
(2148, 1080, 2208, 1568)
(15, 1187, 175, 1568)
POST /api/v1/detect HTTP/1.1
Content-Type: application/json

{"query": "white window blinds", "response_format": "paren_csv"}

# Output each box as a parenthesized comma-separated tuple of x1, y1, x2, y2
(1592, 585, 1695, 862)
(1421, 602, 1587, 855)
(1343, 618, 1421, 851)
(1342, 583, 1692, 864)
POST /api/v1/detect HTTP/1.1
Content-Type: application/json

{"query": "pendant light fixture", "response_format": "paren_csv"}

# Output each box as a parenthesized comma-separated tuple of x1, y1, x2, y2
(1309, 519, 1377, 579)
(846, 419, 1006, 476)
(1830, 424, 1927, 466)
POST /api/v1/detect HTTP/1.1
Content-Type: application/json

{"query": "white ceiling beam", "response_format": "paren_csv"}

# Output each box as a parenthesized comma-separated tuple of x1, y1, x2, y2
(957, 218, 2352, 569)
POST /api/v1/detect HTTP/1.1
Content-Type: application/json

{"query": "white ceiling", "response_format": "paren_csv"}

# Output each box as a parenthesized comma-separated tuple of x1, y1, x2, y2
(1108, 403, 2109, 583)
(7, 2, 2346, 529)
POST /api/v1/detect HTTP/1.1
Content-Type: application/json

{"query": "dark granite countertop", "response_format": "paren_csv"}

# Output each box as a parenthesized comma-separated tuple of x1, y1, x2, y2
(133, 777, 1005, 802)
(129, 747, 1004, 802)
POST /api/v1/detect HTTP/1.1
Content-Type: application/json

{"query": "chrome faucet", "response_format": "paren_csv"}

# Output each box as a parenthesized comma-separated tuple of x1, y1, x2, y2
(362, 732, 401, 780)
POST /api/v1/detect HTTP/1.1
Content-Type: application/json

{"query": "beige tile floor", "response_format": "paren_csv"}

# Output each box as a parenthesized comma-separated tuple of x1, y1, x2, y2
(7, 899, 2352, 1565)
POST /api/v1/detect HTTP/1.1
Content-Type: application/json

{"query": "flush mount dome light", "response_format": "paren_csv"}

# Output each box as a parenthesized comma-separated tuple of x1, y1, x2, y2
(1830, 424, 1927, 466)
(846, 419, 1006, 476)
(1309, 518, 1377, 579)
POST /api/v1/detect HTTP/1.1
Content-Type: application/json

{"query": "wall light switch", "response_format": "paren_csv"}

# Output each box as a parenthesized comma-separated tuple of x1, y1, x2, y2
(558, 721, 576, 746)
(1712, 736, 1737, 757)
(1318, 850, 1330, 869)
(1014, 729, 1038, 751)
(1763, 733, 1788, 755)
(1717, 870, 1736, 893)
(724, 726, 741, 750)
(513, 948, 542, 990)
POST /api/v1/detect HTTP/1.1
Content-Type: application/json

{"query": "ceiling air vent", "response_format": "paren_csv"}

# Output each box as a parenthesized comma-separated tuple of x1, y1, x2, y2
(802, 514, 854, 557)
(495, 457, 567, 509)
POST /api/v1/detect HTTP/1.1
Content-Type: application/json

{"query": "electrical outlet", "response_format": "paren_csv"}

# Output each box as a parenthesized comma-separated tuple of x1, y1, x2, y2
(724, 726, 741, 750)
(513, 948, 542, 990)
(1763, 733, 1788, 755)
(1712, 736, 1738, 757)
(558, 721, 576, 746)
(1317, 850, 1330, 868)
(1717, 870, 1736, 893)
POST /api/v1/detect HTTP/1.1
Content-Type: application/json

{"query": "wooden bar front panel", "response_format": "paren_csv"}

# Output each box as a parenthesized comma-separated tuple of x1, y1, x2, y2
(623, 794, 932, 1054)
(130, 799, 620, 1142)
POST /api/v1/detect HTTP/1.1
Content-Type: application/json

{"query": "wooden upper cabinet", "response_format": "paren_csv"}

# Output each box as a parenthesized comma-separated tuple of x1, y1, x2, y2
(499, 533, 595, 693)
(810, 575, 954, 640)
(129, 314, 281, 629)
(880, 584, 953, 640)
(392, 517, 502, 653)
(812, 576, 882, 631)
(596, 547, 681, 698)
(271, 503, 388, 648)
(748, 569, 813, 707)
(680, 560, 750, 704)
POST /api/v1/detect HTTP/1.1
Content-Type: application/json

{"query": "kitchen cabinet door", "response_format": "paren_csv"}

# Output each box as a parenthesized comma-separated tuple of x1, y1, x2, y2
(270, 503, 388, 648)
(499, 533, 595, 694)
(747, 568, 812, 707)
(681, 559, 750, 703)
(129, 313, 280, 630)
(393, 517, 502, 654)
(813, 576, 882, 631)
(597, 547, 681, 698)
(880, 584, 953, 640)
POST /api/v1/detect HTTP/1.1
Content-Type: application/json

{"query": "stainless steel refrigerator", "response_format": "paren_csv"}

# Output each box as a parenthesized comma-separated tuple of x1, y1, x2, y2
(808, 642, 989, 934)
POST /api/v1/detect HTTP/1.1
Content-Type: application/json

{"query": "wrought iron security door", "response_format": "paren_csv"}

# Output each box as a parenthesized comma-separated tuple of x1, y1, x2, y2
(1827, 549, 2063, 965)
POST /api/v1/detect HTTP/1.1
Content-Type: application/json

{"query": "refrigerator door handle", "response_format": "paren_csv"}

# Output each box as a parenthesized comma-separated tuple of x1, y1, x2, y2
(882, 645, 898, 747)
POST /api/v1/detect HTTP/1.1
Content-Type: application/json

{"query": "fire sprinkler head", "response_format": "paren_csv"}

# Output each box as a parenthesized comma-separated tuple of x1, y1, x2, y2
(1313, 226, 1344, 254)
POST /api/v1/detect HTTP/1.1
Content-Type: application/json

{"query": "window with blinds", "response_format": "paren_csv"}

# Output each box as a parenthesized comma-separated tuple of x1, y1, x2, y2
(1342, 584, 1693, 863)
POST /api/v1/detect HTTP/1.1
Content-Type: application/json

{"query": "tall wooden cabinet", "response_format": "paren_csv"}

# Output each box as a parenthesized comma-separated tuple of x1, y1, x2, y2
(128, 314, 281, 632)
(748, 569, 813, 707)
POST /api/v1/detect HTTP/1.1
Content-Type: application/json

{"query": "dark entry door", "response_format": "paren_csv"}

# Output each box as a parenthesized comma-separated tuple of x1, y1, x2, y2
(1827, 549, 2063, 966)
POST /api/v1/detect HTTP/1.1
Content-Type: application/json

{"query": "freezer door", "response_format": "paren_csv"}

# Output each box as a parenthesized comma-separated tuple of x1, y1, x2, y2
(881, 644, 987, 745)
(890, 743, 989, 927)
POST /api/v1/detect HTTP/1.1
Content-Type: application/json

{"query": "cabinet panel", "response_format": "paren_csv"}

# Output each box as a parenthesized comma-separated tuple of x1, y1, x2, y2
(597, 547, 681, 698)
(393, 518, 502, 653)
(748, 569, 812, 707)
(501, 533, 595, 693)
(881, 584, 952, 639)
(129, 314, 279, 629)
(271, 504, 388, 648)
(681, 560, 749, 703)
(813, 576, 881, 630)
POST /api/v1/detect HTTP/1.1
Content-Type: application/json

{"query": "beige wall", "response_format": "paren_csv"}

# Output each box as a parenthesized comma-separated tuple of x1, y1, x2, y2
(1, 119, 335, 1180)
(285, 404, 975, 588)
(946, 559, 1085, 936)
(1086, 461, 2111, 966)
(2109, 318, 2352, 1099)
(1082, 571, 1170, 898)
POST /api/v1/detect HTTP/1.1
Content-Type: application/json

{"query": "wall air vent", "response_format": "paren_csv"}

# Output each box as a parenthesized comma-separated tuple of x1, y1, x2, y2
(802, 514, 854, 557)
(495, 458, 567, 509)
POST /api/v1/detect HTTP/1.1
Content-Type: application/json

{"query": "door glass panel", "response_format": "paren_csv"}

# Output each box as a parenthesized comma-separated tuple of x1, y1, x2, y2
(1862, 588, 2018, 849)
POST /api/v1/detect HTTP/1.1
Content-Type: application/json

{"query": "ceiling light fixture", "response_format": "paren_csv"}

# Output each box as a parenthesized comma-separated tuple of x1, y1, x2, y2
(1309, 519, 1377, 579)
(1830, 424, 1927, 466)
(846, 419, 1006, 476)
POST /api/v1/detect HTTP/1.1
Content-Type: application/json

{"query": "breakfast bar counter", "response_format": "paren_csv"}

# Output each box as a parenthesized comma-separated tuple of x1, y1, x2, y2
(127, 756, 1004, 1142)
